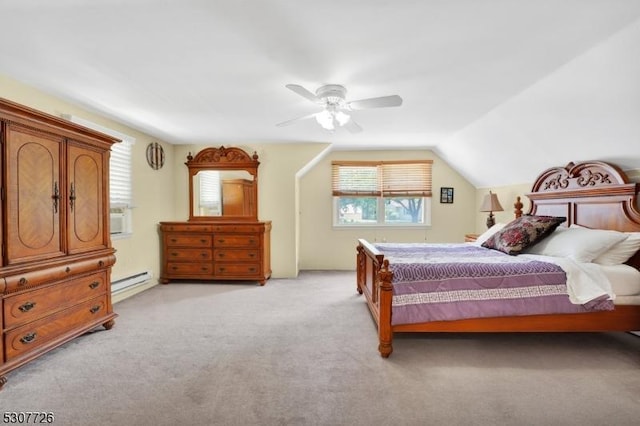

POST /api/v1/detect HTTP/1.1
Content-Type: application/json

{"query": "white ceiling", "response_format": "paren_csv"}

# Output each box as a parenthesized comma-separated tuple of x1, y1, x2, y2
(2, 1, 640, 187)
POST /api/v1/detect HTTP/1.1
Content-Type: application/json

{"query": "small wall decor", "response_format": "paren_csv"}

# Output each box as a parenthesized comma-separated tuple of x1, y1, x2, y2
(146, 142, 165, 170)
(440, 187, 454, 204)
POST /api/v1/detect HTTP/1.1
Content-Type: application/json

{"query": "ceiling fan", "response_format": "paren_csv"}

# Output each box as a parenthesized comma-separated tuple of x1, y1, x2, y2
(276, 84, 403, 133)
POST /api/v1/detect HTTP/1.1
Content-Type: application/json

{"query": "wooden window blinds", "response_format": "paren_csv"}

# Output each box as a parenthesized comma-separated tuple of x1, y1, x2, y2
(331, 160, 433, 197)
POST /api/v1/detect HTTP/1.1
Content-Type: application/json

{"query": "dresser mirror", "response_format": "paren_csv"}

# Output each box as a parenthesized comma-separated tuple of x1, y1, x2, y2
(187, 146, 260, 221)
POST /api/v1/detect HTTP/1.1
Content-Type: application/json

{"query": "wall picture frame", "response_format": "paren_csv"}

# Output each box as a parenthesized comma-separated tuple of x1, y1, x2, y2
(440, 187, 454, 204)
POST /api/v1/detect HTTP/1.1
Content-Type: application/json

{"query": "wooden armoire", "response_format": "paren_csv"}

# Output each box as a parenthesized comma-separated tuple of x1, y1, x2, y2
(0, 98, 119, 390)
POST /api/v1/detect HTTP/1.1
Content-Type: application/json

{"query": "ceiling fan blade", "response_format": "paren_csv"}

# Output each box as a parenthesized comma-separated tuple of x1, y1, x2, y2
(285, 84, 320, 103)
(347, 95, 403, 110)
(276, 112, 319, 127)
(343, 118, 363, 133)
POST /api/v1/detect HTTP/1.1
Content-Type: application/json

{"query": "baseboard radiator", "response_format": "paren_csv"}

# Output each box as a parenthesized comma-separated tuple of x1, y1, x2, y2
(111, 271, 152, 293)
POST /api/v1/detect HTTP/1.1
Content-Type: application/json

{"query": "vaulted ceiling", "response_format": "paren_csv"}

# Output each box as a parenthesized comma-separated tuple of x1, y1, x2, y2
(2, 1, 640, 187)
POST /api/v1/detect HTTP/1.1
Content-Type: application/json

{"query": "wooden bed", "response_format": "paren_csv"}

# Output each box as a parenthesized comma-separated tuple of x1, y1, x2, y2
(356, 160, 640, 357)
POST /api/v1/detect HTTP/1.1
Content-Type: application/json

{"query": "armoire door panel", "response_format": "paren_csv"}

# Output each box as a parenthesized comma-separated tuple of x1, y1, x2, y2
(67, 143, 106, 253)
(6, 125, 64, 264)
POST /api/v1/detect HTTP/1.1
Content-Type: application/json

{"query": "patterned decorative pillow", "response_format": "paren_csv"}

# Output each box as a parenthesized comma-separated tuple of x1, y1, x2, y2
(481, 215, 566, 255)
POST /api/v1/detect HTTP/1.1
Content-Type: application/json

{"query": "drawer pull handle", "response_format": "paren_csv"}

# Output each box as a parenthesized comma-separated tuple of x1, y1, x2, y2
(69, 183, 76, 211)
(249, 253, 256, 258)
(217, 239, 225, 244)
(90, 305, 101, 314)
(171, 238, 177, 243)
(201, 253, 208, 258)
(202, 267, 208, 271)
(249, 240, 256, 244)
(171, 252, 179, 256)
(98, 260, 105, 267)
(20, 332, 37, 344)
(89, 281, 100, 289)
(18, 301, 37, 312)
(18, 277, 28, 287)
(201, 239, 207, 243)
(66, 266, 71, 273)
(219, 267, 225, 272)
(218, 253, 225, 258)
(249, 267, 256, 272)
(171, 266, 178, 270)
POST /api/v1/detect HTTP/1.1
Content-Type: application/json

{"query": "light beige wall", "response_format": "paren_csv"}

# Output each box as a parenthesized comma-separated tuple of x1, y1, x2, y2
(1, 74, 176, 286)
(298, 149, 477, 270)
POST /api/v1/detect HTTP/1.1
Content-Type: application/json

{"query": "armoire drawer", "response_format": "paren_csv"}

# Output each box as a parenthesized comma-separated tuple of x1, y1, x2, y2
(213, 235, 259, 247)
(3, 254, 115, 293)
(166, 248, 212, 261)
(166, 263, 213, 275)
(3, 272, 108, 329)
(4, 296, 108, 360)
(215, 264, 261, 276)
(165, 234, 212, 247)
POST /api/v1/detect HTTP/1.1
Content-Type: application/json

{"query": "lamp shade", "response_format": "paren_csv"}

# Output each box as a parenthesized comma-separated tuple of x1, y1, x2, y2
(479, 191, 504, 213)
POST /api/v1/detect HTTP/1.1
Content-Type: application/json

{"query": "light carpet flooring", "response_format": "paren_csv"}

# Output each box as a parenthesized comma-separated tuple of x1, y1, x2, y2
(2, 270, 640, 426)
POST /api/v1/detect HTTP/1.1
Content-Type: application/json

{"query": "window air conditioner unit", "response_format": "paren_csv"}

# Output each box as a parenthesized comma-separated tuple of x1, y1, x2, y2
(110, 213, 126, 234)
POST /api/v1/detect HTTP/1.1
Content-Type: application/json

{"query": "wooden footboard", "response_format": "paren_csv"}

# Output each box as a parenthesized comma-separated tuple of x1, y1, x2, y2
(357, 239, 394, 357)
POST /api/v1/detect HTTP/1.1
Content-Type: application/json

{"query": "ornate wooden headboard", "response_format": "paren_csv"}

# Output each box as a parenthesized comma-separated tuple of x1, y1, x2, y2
(525, 160, 640, 269)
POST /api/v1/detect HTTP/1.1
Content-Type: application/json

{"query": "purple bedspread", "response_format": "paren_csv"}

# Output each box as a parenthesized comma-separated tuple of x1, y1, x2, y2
(374, 243, 613, 325)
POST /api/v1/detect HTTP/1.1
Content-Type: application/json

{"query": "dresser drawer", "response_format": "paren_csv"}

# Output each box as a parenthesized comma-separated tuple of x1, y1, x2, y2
(165, 234, 212, 247)
(166, 248, 212, 261)
(213, 224, 262, 233)
(166, 262, 213, 275)
(213, 235, 259, 247)
(162, 224, 213, 232)
(4, 272, 107, 329)
(215, 264, 261, 276)
(4, 296, 108, 360)
(214, 249, 259, 262)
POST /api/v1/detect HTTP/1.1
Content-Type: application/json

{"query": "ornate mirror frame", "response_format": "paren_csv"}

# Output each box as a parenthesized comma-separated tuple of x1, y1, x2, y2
(186, 146, 260, 222)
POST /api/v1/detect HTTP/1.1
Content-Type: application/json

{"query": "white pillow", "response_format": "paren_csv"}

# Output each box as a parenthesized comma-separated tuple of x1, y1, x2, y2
(473, 223, 506, 246)
(593, 232, 640, 265)
(524, 226, 628, 263)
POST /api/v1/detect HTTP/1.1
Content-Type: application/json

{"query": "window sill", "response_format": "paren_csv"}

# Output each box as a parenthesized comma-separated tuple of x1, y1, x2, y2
(332, 224, 431, 230)
(111, 232, 133, 241)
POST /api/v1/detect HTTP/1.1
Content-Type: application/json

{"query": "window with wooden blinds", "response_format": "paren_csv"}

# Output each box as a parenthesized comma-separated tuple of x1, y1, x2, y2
(331, 160, 432, 197)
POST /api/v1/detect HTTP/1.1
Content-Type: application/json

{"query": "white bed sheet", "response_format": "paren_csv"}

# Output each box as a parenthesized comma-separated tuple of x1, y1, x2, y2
(600, 264, 640, 297)
(520, 254, 640, 304)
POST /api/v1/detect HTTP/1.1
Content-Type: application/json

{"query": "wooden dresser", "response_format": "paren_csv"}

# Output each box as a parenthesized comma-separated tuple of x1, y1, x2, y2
(159, 146, 272, 285)
(0, 98, 118, 390)
(159, 221, 271, 284)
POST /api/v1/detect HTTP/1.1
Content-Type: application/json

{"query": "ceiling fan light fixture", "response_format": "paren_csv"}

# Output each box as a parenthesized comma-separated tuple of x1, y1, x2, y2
(335, 111, 351, 126)
(315, 110, 335, 130)
(315, 110, 351, 131)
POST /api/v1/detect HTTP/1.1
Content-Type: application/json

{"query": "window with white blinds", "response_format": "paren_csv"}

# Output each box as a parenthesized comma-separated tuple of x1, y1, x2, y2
(199, 171, 221, 212)
(110, 140, 133, 208)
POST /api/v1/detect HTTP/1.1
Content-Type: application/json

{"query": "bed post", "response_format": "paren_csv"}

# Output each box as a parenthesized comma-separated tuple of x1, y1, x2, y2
(356, 244, 365, 294)
(378, 260, 394, 358)
(514, 196, 523, 218)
